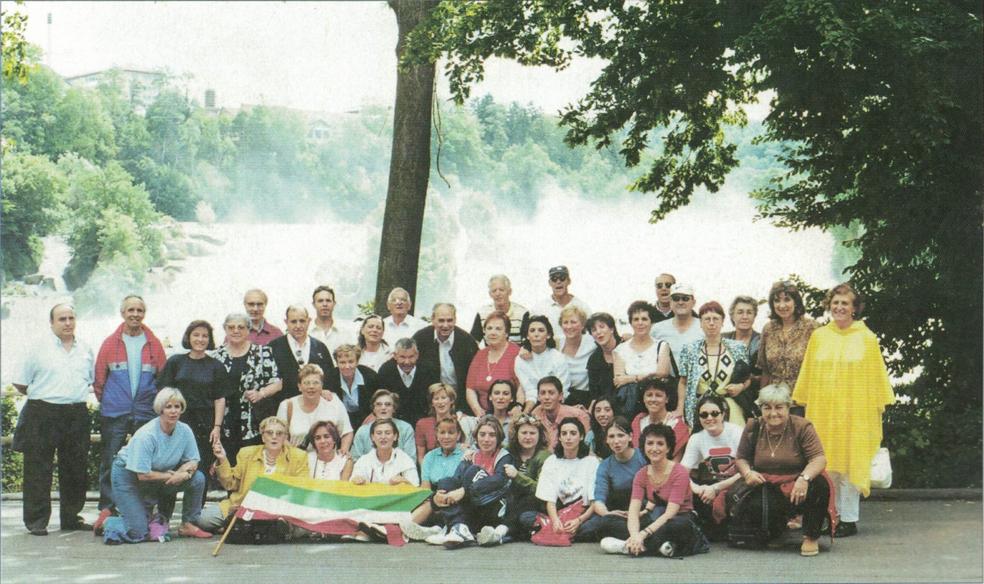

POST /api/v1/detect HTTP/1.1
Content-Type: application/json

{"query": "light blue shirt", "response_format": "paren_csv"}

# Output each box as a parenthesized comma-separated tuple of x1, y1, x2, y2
(16, 333, 93, 404)
(122, 332, 147, 398)
(421, 445, 465, 485)
(117, 418, 199, 473)
(339, 369, 365, 414)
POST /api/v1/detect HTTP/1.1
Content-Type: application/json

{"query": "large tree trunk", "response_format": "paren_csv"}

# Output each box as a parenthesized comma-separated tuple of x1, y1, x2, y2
(374, 0, 437, 316)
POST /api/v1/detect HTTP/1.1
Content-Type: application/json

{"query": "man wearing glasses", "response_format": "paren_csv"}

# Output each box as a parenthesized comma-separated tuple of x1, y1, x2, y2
(531, 265, 591, 334)
(651, 283, 704, 374)
(269, 305, 334, 403)
(653, 273, 677, 323)
(243, 289, 283, 346)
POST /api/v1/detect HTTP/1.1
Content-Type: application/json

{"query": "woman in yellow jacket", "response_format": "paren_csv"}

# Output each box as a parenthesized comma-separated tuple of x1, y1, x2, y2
(197, 416, 309, 531)
(793, 283, 894, 538)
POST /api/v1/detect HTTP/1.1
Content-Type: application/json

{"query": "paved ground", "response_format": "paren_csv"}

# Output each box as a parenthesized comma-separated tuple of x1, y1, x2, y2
(1, 498, 981, 584)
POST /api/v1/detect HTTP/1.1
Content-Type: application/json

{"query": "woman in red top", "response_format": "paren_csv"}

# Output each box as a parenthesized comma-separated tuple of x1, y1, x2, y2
(630, 378, 690, 462)
(600, 424, 708, 558)
(466, 312, 521, 416)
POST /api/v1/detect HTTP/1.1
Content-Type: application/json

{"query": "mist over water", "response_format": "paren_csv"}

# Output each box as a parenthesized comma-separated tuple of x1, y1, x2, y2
(0, 178, 836, 386)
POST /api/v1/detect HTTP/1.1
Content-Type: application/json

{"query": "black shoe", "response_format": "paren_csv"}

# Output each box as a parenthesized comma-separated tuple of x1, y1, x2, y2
(61, 521, 94, 532)
(834, 521, 858, 538)
(28, 527, 48, 536)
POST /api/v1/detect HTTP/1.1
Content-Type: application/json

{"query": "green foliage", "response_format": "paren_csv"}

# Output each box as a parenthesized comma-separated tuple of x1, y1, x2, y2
(61, 158, 162, 289)
(0, 5, 32, 85)
(2, 391, 24, 492)
(0, 152, 67, 279)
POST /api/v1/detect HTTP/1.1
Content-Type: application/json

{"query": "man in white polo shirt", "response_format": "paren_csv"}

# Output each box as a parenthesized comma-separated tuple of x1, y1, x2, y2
(531, 265, 591, 335)
(12, 303, 94, 535)
(382, 287, 426, 347)
(651, 283, 704, 373)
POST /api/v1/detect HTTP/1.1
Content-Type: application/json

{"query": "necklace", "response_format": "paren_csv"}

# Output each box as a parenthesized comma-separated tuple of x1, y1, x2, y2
(702, 342, 724, 392)
(765, 420, 788, 458)
(485, 347, 504, 382)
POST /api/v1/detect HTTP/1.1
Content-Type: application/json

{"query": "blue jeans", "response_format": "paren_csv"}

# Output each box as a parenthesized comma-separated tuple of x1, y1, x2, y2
(110, 459, 205, 541)
(99, 415, 145, 510)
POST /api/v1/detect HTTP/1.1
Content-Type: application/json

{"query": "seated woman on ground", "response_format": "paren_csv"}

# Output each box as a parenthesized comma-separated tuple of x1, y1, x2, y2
(500, 413, 551, 543)
(400, 417, 469, 542)
(679, 394, 744, 541)
(109, 388, 210, 542)
(578, 416, 647, 543)
(414, 383, 477, 466)
(733, 383, 832, 557)
(600, 424, 709, 558)
(348, 419, 420, 487)
(488, 379, 520, 444)
(423, 415, 514, 548)
(520, 417, 599, 544)
(349, 389, 416, 461)
(585, 397, 616, 459)
(198, 416, 308, 533)
(630, 378, 690, 463)
(277, 363, 353, 452)
(306, 421, 352, 482)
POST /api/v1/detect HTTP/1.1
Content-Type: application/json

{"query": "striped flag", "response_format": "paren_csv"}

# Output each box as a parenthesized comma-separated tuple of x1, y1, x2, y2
(236, 475, 430, 545)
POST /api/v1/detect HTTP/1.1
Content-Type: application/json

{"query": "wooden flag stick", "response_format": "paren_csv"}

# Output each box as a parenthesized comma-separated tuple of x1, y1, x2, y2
(212, 514, 238, 557)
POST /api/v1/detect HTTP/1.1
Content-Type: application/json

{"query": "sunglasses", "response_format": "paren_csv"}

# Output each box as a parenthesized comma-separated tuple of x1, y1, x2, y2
(698, 410, 722, 419)
(655, 282, 674, 289)
(549, 275, 568, 282)
(671, 295, 693, 302)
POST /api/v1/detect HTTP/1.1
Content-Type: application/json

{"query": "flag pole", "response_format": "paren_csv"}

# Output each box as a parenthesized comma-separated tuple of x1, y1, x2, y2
(212, 513, 238, 557)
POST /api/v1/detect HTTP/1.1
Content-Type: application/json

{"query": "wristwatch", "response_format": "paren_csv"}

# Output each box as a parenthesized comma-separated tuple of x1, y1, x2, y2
(798, 473, 811, 482)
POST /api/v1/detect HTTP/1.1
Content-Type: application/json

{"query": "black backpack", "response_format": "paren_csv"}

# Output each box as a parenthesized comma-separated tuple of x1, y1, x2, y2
(726, 481, 787, 549)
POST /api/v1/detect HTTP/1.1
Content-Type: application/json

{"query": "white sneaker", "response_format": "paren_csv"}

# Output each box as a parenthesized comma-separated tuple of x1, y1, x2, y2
(424, 527, 449, 546)
(477, 524, 508, 546)
(400, 520, 443, 542)
(446, 523, 474, 543)
(601, 537, 629, 555)
(658, 541, 675, 557)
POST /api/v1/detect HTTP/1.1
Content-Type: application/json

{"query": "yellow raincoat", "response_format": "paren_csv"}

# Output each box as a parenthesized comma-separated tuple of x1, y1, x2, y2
(792, 321, 895, 496)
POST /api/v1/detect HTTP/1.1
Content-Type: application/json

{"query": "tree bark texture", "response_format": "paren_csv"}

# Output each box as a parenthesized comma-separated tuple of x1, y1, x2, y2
(374, 0, 437, 316)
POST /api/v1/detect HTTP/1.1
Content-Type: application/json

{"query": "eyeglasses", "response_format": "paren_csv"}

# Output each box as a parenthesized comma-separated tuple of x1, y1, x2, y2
(671, 295, 692, 302)
(655, 282, 674, 289)
(698, 411, 722, 419)
(263, 430, 286, 438)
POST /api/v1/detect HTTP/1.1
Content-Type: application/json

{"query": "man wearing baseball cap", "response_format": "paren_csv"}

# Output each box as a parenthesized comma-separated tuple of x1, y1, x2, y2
(651, 283, 703, 374)
(530, 265, 591, 335)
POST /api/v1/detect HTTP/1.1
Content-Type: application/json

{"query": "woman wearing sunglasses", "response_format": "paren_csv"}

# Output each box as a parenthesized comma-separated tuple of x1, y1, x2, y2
(197, 416, 308, 533)
(679, 394, 744, 540)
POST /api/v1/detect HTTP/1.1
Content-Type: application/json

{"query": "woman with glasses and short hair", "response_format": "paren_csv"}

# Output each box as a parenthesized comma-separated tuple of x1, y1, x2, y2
(211, 313, 282, 466)
(197, 416, 308, 533)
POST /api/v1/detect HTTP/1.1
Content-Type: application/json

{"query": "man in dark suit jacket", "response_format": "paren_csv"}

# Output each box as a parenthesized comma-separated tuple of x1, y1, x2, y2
(269, 305, 334, 404)
(413, 303, 479, 413)
(376, 337, 439, 427)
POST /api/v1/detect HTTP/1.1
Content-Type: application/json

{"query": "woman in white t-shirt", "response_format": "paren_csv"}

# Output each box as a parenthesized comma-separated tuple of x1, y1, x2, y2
(612, 301, 671, 418)
(348, 418, 420, 487)
(527, 416, 600, 542)
(305, 420, 352, 481)
(515, 315, 569, 408)
(276, 364, 354, 452)
(679, 394, 743, 539)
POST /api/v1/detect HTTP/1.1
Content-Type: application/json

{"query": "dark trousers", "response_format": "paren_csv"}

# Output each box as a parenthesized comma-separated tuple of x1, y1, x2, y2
(778, 478, 830, 539)
(98, 415, 145, 510)
(13, 400, 90, 530)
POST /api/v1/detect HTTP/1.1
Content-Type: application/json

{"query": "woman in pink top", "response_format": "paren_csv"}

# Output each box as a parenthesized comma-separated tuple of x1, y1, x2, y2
(466, 312, 521, 415)
(600, 424, 708, 558)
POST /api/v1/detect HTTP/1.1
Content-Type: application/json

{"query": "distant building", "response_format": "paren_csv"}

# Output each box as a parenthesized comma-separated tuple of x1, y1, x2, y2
(64, 68, 174, 115)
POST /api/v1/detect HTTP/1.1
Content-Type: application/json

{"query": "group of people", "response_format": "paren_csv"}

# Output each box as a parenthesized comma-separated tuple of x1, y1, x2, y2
(13, 266, 894, 559)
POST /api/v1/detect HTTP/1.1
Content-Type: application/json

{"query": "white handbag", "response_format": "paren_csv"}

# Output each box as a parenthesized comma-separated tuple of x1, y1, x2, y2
(870, 447, 893, 489)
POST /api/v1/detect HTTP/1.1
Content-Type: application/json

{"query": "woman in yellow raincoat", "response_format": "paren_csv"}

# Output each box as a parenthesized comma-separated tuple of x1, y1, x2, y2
(793, 283, 894, 538)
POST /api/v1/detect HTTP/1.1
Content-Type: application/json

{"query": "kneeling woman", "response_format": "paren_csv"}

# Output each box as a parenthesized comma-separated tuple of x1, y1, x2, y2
(198, 416, 309, 532)
(600, 424, 708, 558)
(110, 388, 209, 541)
(426, 415, 513, 547)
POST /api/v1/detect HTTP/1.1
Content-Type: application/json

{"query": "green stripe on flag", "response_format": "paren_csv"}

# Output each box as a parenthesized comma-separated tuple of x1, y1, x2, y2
(248, 476, 429, 512)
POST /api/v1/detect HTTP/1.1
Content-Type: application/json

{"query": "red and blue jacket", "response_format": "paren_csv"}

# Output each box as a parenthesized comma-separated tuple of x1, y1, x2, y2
(94, 322, 167, 420)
